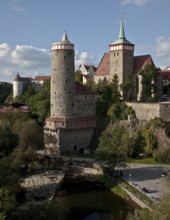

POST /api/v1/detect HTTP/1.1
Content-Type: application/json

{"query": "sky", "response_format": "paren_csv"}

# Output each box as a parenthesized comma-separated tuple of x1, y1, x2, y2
(0, 0, 170, 83)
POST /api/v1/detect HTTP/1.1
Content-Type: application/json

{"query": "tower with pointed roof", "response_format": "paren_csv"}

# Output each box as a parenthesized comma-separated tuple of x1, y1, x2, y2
(109, 17, 134, 99)
(51, 31, 75, 118)
(44, 32, 98, 155)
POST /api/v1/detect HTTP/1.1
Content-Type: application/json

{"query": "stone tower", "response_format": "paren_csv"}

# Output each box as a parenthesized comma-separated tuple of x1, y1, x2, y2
(109, 17, 134, 99)
(51, 32, 75, 118)
(44, 32, 98, 155)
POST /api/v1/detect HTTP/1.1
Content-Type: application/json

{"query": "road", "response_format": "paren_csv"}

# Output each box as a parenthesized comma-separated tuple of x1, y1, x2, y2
(123, 163, 170, 202)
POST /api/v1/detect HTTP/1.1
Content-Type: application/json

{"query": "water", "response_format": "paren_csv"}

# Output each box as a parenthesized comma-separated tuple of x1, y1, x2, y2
(55, 190, 134, 220)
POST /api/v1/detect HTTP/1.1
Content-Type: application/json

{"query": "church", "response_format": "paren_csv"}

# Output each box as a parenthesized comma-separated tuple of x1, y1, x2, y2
(94, 18, 162, 101)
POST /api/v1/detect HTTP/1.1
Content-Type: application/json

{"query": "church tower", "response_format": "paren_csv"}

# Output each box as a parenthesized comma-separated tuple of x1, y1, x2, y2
(109, 17, 134, 99)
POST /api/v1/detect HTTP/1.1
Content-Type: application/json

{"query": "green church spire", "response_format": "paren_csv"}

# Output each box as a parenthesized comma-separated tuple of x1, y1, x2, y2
(119, 17, 125, 39)
(112, 15, 134, 45)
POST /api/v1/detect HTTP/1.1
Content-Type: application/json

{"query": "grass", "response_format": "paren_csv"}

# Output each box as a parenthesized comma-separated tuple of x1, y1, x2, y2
(131, 157, 170, 165)
(97, 174, 129, 199)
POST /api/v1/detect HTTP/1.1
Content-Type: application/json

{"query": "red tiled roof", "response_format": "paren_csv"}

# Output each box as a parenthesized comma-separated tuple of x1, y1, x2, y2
(133, 55, 155, 75)
(33, 76, 51, 81)
(75, 82, 98, 95)
(46, 115, 96, 123)
(95, 53, 110, 76)
(95, 53, 155, 77)
(160, 70, 170, 79)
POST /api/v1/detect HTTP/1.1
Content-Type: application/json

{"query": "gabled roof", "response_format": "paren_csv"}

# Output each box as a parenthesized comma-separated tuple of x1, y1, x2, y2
(13, 73, 32, 82)
(133, 55, 155, 75)
(95, 53, 155, 77)
(75, 82, 97, 95)
(79, 64, 97, 72)
(33, 76, 51, 81)
(95, 53, 110, 76)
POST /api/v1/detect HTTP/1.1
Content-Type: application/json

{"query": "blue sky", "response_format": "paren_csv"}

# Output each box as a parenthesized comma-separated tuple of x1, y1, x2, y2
(0, 0, 170, 82)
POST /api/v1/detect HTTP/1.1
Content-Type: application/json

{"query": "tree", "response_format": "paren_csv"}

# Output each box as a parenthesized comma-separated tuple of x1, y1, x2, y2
(96, 124, 133, 175)
(75, 70, 83, 83)
(13, 120, 43, 150)
(0, 124, 18, 156)
(0, 188, 16, 220)
(139, 65, 160, 101)
(27, 80, 50, 124)
(120, 73, 134, 101)
(127, 193, 170, 220)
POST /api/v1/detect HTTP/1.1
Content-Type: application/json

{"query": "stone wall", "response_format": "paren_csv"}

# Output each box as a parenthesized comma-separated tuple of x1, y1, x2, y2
(51, 49, 75, 118)
(126, 102, 170, 121)
(74, 94, 97, 116)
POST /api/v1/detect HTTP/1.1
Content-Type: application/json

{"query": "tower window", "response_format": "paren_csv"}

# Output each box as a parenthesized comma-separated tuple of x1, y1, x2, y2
(117, 52, 119, 56)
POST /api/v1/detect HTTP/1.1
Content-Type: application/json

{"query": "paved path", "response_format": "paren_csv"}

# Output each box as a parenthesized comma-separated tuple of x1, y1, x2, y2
(123, 163, 170, 202)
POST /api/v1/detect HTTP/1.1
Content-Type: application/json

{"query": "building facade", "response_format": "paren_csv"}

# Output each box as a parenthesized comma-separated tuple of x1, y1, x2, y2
(13, 74, 50, 99)
(94, 18, 162, 101)
(44, 32, 98, 155)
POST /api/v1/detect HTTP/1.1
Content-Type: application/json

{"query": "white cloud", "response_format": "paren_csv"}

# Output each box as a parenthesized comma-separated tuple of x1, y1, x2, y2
(154, 36, 170, 63)
(75, 51, 97, 69)
(0, 43, 51, 82)
(121, 0, 152, 7)
(0, 42, 97, 82)
(9, 0, 26, 12)
(0, 43, 11, 58)
(11, 45, 51, 69)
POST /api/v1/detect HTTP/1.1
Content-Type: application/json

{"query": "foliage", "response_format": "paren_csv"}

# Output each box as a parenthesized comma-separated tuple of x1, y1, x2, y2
(96, 124, 133, 174)
(153, 148, 170, 164)
(13, 120, 43, 150)
(95, 75, 122, 121)
(0, 82, 12, 106)
(0, 124, 18, 156)
(139, 65, 160, 101)
(0, 112, 30, 127)
(27, 80, 50, 124)
(0, 188, 16, 220)
(127, 194, 170, 220)
(120, 73, 134, 101)
(75, 70, 83, 83)
(14, 80, 50, 124)
(142, 129, 157, 157)
(14, 201, 68, 220)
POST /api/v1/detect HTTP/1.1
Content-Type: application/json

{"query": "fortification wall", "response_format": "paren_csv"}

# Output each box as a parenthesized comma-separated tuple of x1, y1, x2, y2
(74, 95, 97, 116)
(59, 128, 94, 153)
(126, 102, 170, 121)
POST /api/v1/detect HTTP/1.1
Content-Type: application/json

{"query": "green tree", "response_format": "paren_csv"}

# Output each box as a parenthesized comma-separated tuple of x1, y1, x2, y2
(0, 124, 18, 156)
(96, 124, 133, 175)
(27, 80, 50, 123)
(13, 120, 43, 150)
(142, 129, 157, 157)
(0, 188, 16, 220)
(75, 70, 83, 83)
(120, 73, 134, 101)
(139, 65, 160, 101)
(127, 194, 170, 220)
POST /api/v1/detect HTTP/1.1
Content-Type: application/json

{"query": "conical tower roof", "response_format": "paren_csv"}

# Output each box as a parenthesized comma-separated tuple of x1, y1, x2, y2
(14, 73, 21, 81)
(61, 32, 70, 43)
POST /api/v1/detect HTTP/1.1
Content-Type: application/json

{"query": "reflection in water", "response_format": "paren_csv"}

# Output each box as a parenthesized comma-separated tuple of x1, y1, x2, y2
(55, 190, 133, 220)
